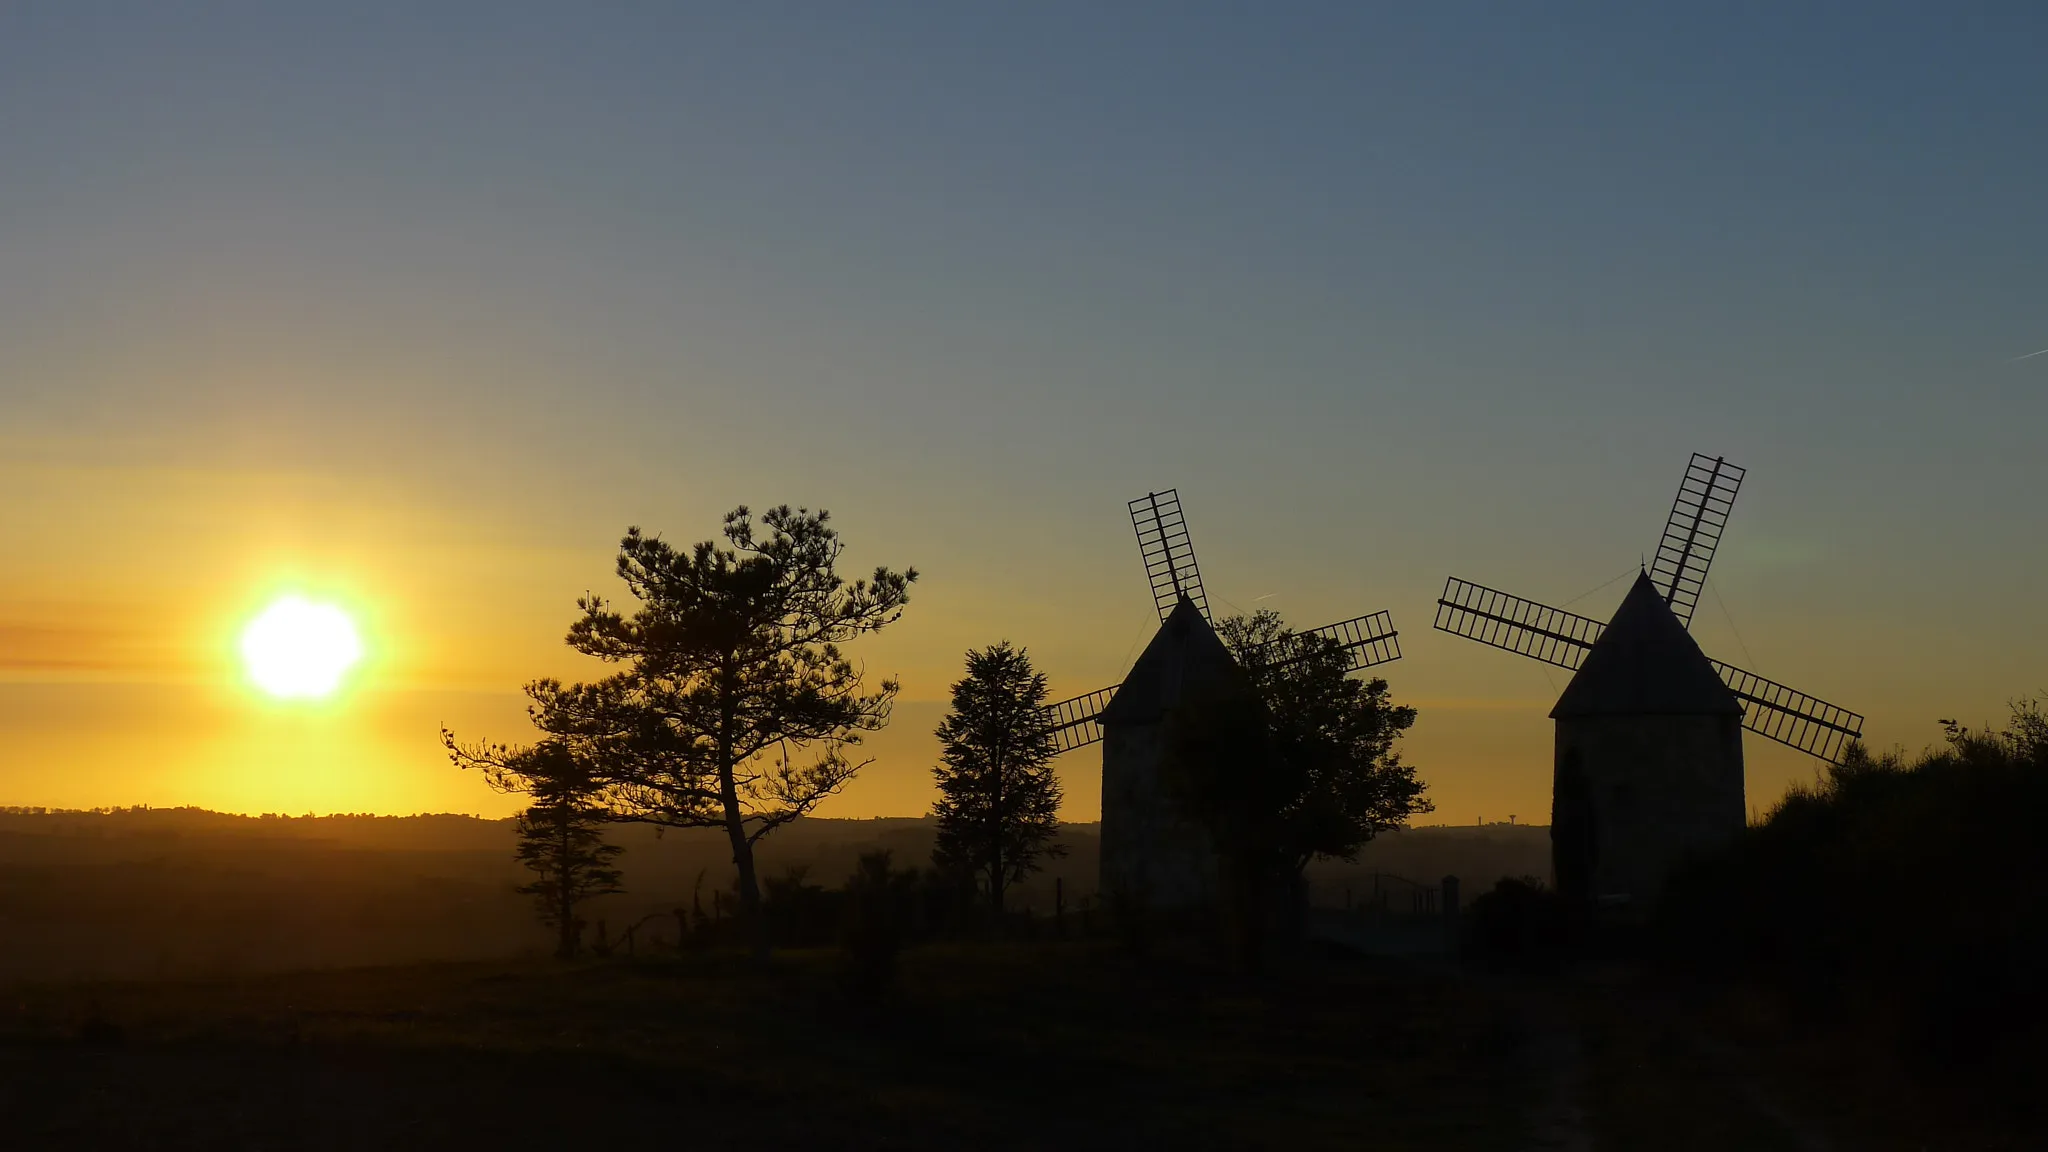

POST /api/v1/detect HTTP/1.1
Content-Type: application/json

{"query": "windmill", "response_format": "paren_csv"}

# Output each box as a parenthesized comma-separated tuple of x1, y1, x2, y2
(1431, 453, 1864, 909)
(1433, 453, 1863, 762)
(1041, 489, 1404, 756)
(1041, 489, 1404, 910)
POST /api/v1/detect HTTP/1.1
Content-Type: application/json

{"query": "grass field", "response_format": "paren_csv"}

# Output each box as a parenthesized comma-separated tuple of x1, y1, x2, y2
(0, 940, 1524, 1150)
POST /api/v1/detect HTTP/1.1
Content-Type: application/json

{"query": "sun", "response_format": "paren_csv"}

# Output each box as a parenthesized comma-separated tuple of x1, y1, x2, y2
(240, 595, 364, 699)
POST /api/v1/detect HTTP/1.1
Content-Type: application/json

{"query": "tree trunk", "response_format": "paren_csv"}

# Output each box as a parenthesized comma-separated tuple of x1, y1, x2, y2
(721, 764, 766, 961)
(556, 818, 578, 959)
(716, 671, 770, 962)
(988, 743, 1005, 920)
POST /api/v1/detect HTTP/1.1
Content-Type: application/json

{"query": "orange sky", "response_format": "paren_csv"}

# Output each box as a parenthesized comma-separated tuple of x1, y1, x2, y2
(0, 443, 2020, 826)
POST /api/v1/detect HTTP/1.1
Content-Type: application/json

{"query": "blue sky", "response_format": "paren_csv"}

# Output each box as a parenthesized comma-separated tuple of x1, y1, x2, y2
(2, 2, 2044, 820)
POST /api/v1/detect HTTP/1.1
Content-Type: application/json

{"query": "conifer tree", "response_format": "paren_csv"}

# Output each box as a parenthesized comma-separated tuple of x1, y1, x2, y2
(497, 741, 625, 958)
(931, 642, 1064, 916)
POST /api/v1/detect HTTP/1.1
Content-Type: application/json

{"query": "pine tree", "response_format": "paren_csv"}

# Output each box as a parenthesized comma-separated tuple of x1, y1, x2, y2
(931, 642, 1064, 916)
(463, 739, 625, 959)
(446, 505, 915, 961)
(515, 804, 624, 959)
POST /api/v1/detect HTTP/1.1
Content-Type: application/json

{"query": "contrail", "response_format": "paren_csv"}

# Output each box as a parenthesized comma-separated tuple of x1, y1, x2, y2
(2005, 347, 2048, 363)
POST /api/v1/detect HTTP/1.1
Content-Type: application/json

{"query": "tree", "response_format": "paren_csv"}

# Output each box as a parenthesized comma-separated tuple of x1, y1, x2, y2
(1215, 609, 1429, 871)
(930, 642, 1065, 917)
(449, 505, 915, 960)
(1163, 609, 1429, 967)
(473, 740, 625, 959)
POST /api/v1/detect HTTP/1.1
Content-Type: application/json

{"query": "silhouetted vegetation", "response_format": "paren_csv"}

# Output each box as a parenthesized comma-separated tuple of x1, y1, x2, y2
(446, 505, 916, 960)
(0, 807, 1554, 983)
(1461, 877, 1569, 972)
(1164, 610, 1430, 969)
(500, 743, 625, 958)
(1658, 698, 2048, 1116)
(838, 849, 918, 1000)
(930, 642, 1065, 919)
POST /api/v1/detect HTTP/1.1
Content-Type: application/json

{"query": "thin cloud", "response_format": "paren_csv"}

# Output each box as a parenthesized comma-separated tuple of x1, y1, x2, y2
(0, 623, 177, 677)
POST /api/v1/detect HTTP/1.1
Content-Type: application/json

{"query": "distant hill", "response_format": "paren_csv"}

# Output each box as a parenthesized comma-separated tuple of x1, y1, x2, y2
(0, 807, 1548, 981)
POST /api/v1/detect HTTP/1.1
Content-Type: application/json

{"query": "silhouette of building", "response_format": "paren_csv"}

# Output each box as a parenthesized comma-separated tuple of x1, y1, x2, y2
(1549, 571, 1745, 911)
(1097, 596, 1250, 911)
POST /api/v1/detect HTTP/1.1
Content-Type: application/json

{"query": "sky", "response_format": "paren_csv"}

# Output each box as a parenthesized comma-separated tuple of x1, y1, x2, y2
(3, 2, 2045, 824)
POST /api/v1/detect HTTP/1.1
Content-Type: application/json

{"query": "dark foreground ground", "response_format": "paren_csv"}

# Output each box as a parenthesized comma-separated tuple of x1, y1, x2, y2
(0, 941, 1522, 1151)
(1, 940, 2029, 1151)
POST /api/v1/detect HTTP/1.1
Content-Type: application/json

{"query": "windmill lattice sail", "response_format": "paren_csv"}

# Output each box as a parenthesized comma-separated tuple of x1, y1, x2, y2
(1433, 578, 1603, 670)
(1129, 489, 1209, 622)
(1044, 487, 1406, 757)
(1648, 453, 1745, 628)
(1040, 614, 1402, 754)
(1279, 611, 1403, 673)
(1433, 576, 1864, 760)
(1044, 684, 1118, 754)
(1710, 660, 1865, 763)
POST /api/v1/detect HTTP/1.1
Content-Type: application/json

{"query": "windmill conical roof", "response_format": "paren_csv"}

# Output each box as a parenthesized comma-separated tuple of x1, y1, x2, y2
(1098, 597, 1251, 727)
(1549, 572, 1742, 719)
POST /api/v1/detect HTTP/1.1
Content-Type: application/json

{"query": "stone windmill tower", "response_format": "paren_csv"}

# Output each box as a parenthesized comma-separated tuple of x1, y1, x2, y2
(1092, 595, 1248, 910)
(1433, 454, 1863, 910)
(1042, 489, 1405, 911)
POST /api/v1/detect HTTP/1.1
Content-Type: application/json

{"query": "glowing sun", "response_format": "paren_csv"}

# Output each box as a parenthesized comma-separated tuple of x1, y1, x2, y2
(240, 595, 363, 699)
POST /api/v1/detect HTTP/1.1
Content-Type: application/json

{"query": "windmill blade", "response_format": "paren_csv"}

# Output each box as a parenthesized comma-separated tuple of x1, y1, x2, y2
(1129, 489, 1209, 622)
(1044, 684, 1119, 754)
(1649, 453, 1745, 628)
(1263, 611, 1402, 673)
(1433, 577, 1604, 670)
(1710, 660, 1864, 763)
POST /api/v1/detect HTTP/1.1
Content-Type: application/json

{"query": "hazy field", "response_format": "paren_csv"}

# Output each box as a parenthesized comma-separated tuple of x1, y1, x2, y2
(0, 808, 1547, 981)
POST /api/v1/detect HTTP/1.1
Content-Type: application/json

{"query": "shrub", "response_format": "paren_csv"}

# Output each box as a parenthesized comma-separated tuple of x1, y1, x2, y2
(1462, 877, 1570, 972)
(1657, 698, 2048, 1102)
(839, 851, 916, 1001)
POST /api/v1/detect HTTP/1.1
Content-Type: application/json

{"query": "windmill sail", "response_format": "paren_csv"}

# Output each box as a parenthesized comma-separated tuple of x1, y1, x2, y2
(1040, 486, 1404, 756)
(1268, 611, 1402, 673)
(1044, 684, 1119, 753)
(1432, 578, 1603, 670)
(1434, 577, 1864, 761)
(1710, 660, 1865, 761)
(1649, 454, 1744, 628)
(1042, 613, 1401, 756)
(1130, 489, 1209, 622)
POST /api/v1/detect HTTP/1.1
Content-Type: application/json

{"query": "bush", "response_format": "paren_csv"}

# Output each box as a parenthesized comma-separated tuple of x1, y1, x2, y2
(1657, 699, 2048, 1102)
(839, 851, 916, 1001)
(763, 866, 844, 949)
(1462, 878, 1570, 972)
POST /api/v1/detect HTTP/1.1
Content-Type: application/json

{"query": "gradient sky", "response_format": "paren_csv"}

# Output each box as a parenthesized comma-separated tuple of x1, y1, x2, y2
(3, 2, 2045, 824)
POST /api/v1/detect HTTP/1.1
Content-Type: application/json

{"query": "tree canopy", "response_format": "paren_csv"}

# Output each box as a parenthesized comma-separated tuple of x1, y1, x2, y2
(1170, 609, 1429, 876)
(447, 504, 915, 957)
(930, 642, 1065, 915)
(1163, 610, 1428, 968)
